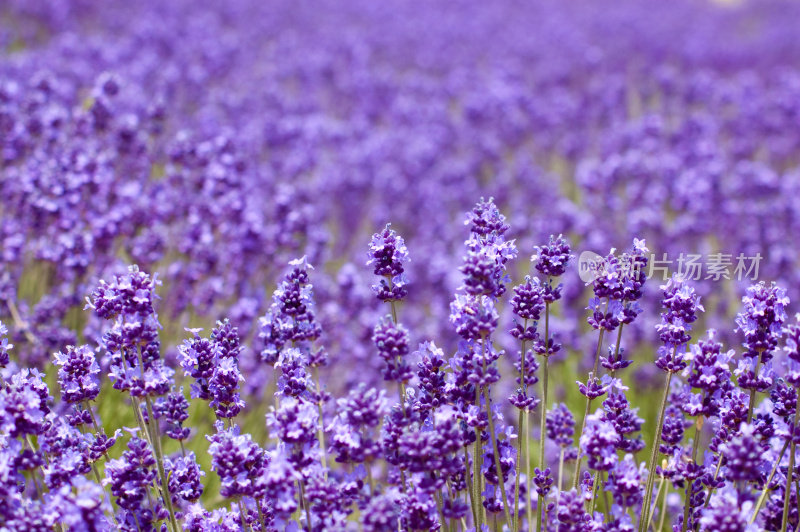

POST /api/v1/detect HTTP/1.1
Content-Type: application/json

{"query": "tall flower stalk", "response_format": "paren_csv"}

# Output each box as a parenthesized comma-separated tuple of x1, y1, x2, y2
(87, 266, 180, 531)
(451, 198, 517, 528)
(530, 234, 571, 531)
(734, 283, 788, 423)
(780, 316, 800, 531)
(639, 275, 703, 531)
(509, 277, 543, 531)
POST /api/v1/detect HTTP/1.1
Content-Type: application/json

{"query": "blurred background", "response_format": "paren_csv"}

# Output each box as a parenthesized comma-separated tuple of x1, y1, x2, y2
(2, 0, 800, 507)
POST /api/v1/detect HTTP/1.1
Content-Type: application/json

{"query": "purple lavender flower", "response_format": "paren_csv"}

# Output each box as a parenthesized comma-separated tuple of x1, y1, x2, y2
(659, 403, 688, 454)
(720, 422, 763, 483)
(589, 249, 625, 301)
(465, 197, 510, 239)
(546, 403, 575, 448)
(208, 356, 245, 419)
(178, 328, 216, 401)
(86, 265, 160, 321)
(607, 454, 643, 508)
(256, 448, 298, 520)
(207, 427, 265, 499)
(53, 345, 100, 404)
(532, 467, 553, 497)
(621, 239, 649, 305)
(86, 429, 121, 463)
(736, 282, 789, 363)
(532, 234, 572, 278)
(509, 276, 545, 341)
(602, 390, 645, 453)
(330, 384, 387, 464)
(770, 380, 797, 420)
(398, 408, 464, 478)
(275, 347, 311, 398)
(183, 504, 241, 532)
(258, 257, 322, 364)
(576, 374, 615, 400)
(783, 315, 800, 388)
(0, 321, 12, 368)
(153, 389, 191, 441)
(461, 198, 518, 299)
(179, 323, 245, 418)
(655, 275, 704, 372)
(373, 317, 412, 383)
(105, 437, 158, 525)
(39, 417, 91, 488)
(211, 318, 242, 360)
(587, 297, 625, 331)
(699, 486, 759, 531)
(48, 476, 111, 530)
(449, 294, 499, 341)
(556, 489, 592, 531)
(580, 410, 620, 472)
(600, 343, 633, 372)
(267, 397, 319, 468)
(363, 490, 401, 532)
(166, 452, 205, 504)
(1, 368, 51, 437)
(367, 223, 409, 302)
(683, 330, 734, 416)
(460, 244, 505, 297)
(414, 342, 448, 417)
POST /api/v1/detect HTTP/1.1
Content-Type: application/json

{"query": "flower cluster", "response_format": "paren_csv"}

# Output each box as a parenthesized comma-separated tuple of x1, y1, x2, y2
(368, 224, 410, 302)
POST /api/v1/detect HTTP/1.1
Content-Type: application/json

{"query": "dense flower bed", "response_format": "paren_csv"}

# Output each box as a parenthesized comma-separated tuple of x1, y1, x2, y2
(1, 0, 800, 530)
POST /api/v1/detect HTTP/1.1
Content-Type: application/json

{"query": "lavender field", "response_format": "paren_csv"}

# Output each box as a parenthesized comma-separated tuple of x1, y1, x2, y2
(2, 0, 800, 530)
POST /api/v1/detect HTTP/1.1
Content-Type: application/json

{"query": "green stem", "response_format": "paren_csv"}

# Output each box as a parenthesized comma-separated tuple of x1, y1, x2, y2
(655, 477, 668, 532)
(387, 292, 407, 417)
(573, 317, 607, 490)
(475, 383, 484, 528)
(367, 465, 375, 497)
(23, 437, 43, 499)
(750, 440, 789, 524)
(781, 395, 800, 532)
(681, 481, 691, 532)
(591, 300, 609, 375)
(134, 346, 178, 532)
(238, 497, 250, 532)
(482, 344, 512, 526)
(257, 503, 267, 530)
(312, 367, 329, 478)
(514, 409, 524, 532)
(640, 370, 674, 532)
(536, 368, 548, 532)
(610, 324, 624, 379)
(572, 395, 594, 490)
(536, 501, 543, 532)
(525, 411, 533, 532)
(702, 459, 723, 509)
(435, 489, 447, 531)
(588, 471, 599, 514)
(747, 359, 761, 424)
(144, 395, 180, 532)
(465, 445, 479, 526)
(513, 328, 528, 532)
(537, 301, 550, 532)
(299, 480, 312, 532)
(682, 414, 704, 532)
